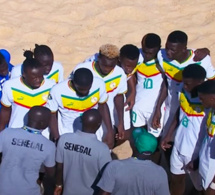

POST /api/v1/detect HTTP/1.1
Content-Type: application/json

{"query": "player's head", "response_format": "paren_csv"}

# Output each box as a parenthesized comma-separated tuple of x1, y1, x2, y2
(119, 44, 139, 75)
(25, 44, 54, 75)
(141, 33, 161, 62)
(182, 64, 206, 93)
(27, 106, 51, 130)
(0, 52, 8, 77)
(198, 80, 215, 109)
(82, 109, 102, 133)
(132, 128, 158, 159)
(98, 44, 119, 75)
(22, 51, 44, 89)
(165, 30, 188, 60)
(0, 49, 11, 65)
(72, 68, 93, 97)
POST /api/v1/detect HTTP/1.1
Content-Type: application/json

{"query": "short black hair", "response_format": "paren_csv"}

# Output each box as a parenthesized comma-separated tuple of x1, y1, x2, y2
(23, 44, 53, 59)
(73, 68, 93, 86)
(22, 58, 42, 74)
(120, 44, 140, 60)
(143, 33, 161, 48)
(167, 30, 188, 44)
(34, 44, 53, 57)
(198, 80, 215, 94)
(182, 64, 206, 80)
(0, 53, 6, 66)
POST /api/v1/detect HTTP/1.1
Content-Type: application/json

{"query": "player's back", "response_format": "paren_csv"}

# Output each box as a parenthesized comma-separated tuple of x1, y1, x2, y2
(0, 127, 55, 195)
(57, 131, 111, 195)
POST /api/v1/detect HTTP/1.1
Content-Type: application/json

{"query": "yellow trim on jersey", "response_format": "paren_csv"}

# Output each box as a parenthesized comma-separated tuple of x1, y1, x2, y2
(163, 61, 183, 82)
(137, 62, 160, 78)
(179, 91, 204, 117)
(11, 88, 51, 109)
(127, 64, 140, 78)
(105, 75, 122, 93)
(61, 89, 100, 111)
(47, 70, 59, 83)
(207, 109, 215, 137)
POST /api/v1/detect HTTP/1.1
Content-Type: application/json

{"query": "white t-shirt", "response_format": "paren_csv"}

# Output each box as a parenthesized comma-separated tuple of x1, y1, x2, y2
(74, 61, 127, 122)
(1, 77, 55, 128)
(10, 61, 64, 83)
(134, 59, 162, 112)
(158, 49, 215, 112)
(199, 109, 215, 189)
(0, 127, 55, 195)
(174, 89, 205, 157)
(46, 78, 108, 135)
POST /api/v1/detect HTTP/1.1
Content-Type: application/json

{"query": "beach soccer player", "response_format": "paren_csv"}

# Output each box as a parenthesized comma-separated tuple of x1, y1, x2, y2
(187, 80, 215, 194)
(11, 44, 64, 83)
(0, 53, 55, 132)
(74, 44, 128, 140)
(152, 30, 214, 139)
(46, 68, 115, 149)
(132, 33, 166, 138)
(161, 64, 207, 195)
(54, 109, 111, 195)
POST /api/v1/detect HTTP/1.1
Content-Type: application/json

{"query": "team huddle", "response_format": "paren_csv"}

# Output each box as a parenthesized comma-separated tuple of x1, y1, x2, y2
(0, 30, 215, 195)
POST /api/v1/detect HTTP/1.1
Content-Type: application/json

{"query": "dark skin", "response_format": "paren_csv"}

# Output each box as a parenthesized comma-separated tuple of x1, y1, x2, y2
(49, 80, 92, 140)
(119, 57, 138, 111)
(49, 80, 114, 149)
(151, 42, 209, 129)
(54, 109, 102, 195)
(0, 60, 9, 77)
(35, 54, 54, 75)
(28, 106, 55, 184)
(161, 78, 204, 195)
(96, 55, 125, 141)
(0, 67, 44, 131)
(187, 93, 215, 195)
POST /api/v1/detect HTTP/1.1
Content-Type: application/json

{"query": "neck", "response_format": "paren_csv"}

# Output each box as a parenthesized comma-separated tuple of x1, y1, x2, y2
(133, 152, 151, 160)
(95, 62, 105, 77)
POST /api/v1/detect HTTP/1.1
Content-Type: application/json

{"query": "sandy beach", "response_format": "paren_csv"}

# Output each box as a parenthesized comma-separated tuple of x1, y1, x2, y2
(1, 0, 215, 159)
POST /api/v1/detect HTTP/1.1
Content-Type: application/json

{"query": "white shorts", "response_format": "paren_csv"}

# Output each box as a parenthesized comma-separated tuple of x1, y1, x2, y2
(200, 158, 215, 190)
(170, 146, 202, 191)
(132, 103, 165, 137)
(161, 104, 179, 139)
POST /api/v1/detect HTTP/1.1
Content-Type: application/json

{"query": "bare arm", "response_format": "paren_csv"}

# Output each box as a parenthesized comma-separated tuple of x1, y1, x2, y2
(114, 94, 125, 140)
(0, 105, 11, 131)
(151, 79, 168, 129)
(125, 75, 136, 111)
(161, 108, 179, 151)
(194, 48, 210, 61)
(98, 102, 114, 149)
(54, 162, 63, 195)
(49, 112, 59, 141)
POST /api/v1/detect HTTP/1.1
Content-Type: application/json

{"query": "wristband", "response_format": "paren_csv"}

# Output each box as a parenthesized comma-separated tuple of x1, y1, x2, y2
(210, 182, 215, 190)
(56, 184, 63, 188)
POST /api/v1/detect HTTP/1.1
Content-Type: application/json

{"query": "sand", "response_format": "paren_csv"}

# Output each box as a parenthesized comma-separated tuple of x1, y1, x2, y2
(1, 0, 215, 158)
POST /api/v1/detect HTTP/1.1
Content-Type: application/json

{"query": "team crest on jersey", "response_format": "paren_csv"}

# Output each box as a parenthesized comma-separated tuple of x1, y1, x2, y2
(42, 94, 48, 101)
(110, 82, 116, 89)
(17, 96, 24, 100)
(91, 97, 98, 103)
